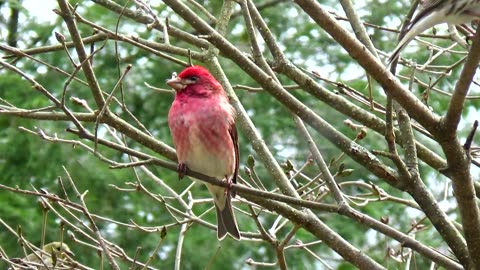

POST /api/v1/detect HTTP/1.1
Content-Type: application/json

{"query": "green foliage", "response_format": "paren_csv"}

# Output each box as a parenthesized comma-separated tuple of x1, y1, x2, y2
(0, 0, 477, 269)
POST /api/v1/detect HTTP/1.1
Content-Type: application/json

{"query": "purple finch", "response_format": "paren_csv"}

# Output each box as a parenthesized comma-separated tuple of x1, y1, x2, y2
(389, 0, 480, 62)
(167, 66, 241, 240)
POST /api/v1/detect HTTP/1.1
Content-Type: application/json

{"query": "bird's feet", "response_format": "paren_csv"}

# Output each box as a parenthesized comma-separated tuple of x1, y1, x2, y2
(178, 163, 187, 180)
(223, 175, 234, 197)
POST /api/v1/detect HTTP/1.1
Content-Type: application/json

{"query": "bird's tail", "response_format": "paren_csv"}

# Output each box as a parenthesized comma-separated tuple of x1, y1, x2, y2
(388, 38, 410, 64)
(216, 195, 241, 240)
(388, 28, 418, 64)
(388, 11, 444, 64)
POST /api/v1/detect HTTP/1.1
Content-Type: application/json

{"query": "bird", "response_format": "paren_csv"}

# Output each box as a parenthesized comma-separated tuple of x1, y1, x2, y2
(167, 65, 241, 240)
(10, 242, 75, 270)
(388, 0, 480, 63)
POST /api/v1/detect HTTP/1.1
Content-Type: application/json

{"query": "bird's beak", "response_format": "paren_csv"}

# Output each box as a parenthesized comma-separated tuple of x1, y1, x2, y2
(65, 250, 75, 257)
(166, 77, 186, 92)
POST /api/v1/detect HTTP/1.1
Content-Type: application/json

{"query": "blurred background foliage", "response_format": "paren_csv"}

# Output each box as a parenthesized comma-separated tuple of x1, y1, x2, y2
(0, 0, 478, 269)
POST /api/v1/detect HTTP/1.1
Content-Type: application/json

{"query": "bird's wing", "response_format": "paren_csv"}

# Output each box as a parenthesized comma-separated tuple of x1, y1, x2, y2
(228, 122, 239, 197)
(420, 0, 445, 11)
(388, 0, 447, 63)
(409, 0, 446, 29)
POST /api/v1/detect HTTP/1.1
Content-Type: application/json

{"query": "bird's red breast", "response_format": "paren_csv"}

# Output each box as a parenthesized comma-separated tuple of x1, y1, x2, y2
(167, 66, 237, 181)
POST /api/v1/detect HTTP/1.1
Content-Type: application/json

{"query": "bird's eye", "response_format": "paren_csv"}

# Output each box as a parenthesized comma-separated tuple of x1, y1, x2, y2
(188, 76, 199, 82)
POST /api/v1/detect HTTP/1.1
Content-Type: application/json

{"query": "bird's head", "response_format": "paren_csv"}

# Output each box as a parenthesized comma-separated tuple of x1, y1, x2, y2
(166, 66, 223, 96)
(44, 242, 75, 259)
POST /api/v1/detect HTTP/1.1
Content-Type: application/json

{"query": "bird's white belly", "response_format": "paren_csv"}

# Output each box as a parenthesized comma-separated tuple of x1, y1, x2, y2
(185, 125, 231, 181)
